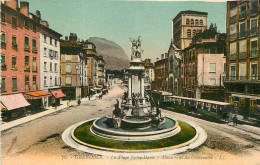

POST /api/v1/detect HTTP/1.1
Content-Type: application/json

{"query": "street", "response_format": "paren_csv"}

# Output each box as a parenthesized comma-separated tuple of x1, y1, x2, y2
(2, 84, 260, 165)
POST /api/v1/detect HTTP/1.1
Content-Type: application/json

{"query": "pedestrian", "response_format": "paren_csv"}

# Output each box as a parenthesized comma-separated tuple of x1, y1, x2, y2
(77, 99, 81, 106)
(232, 115, 238, 126)
(88, 94, 90, 100)
(101, 94, 103, 99)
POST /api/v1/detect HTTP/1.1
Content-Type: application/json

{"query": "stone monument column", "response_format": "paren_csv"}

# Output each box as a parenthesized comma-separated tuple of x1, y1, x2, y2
(140, 72, 145, 105)
(127, 74, 132, 105)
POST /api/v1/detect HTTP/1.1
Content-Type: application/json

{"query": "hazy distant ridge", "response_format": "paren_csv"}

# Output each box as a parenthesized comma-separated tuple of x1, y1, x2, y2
(88, 37, 130, 70)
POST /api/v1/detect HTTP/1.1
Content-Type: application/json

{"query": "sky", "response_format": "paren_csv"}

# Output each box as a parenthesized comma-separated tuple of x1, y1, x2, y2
(24, 0, 227, 62)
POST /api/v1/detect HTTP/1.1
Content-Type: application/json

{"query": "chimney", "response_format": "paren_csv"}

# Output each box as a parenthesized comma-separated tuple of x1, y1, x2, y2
(65, 36, 68, 41)
(35, 10, 41, 19)
(5, 0, 18, 10)
(20, 2, 29, 16)
(69, 33, 77, 43)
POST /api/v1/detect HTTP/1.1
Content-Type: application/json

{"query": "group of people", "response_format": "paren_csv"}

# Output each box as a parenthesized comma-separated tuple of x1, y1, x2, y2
(98, 93, 103, 99)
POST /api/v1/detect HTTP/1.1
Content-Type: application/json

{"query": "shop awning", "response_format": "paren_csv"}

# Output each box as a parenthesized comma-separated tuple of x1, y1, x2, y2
(1, 93, 30, 110)
(25, 91, 52, 99)
(50, 89, 66, 98)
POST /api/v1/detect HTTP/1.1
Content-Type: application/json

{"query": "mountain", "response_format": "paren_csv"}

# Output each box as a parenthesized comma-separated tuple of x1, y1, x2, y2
(88, 37, 130, 70)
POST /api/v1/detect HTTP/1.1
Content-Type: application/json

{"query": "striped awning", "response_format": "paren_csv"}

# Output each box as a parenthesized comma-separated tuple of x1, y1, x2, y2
(51, 89, 66, 98)
(1, 93, 30, 110)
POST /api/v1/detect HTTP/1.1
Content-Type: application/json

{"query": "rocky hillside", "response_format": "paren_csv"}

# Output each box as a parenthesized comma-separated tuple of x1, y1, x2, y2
(88, 37, 129, 70)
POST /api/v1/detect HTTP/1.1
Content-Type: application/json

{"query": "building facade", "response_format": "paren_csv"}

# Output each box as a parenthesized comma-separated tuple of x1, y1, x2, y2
(154, 54, 168, 91)
(172, 10, 208, 50)
(181, 28, 226, 101)
(225, 1, 260, 114)
(143, 59, 154, 90)
(97, 55, 106, 89)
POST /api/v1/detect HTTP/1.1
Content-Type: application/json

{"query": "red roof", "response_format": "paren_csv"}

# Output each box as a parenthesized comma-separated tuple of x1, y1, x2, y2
(51, 89, 66, 98)
(1, 93, 30, 110)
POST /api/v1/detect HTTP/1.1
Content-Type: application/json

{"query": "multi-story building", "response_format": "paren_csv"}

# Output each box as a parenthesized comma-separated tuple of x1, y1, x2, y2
(225, 1, 260, 113)
(154, 54, 168, 91)
(167, 42, 181, 95)
(172, 10, 208, 50)
(143, 59, 154, 90)
(60, 33, 87, 100)
(97, 55, 106, 89)
(38, 12, 63, 107)
(181, 27, 226, 101)
(1, 1, 53, 114)
(84, 41, 99, 95)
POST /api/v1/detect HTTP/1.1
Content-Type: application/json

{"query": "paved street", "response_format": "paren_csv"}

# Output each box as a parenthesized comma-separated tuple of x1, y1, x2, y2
(2, 84, 260, 165)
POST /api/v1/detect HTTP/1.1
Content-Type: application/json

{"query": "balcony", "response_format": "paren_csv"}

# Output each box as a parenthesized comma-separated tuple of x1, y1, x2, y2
(229, 34, 237, 41)
(24, 65, 30, 72)
(250, 27, 257, 35)
(1, 42, 6, 49)
(230, 53, 236, 60)
(1, 64, 7, 71)
(32, 48, 37, 54)
(24, 46, 30, 52)
(239, 52, 247, 59)
(239, 12, 246, 20)
(225, 76, 259, 83)
(250, 50, 258, 58)
(239, 31, 246, 38)
(229, 15, 236, 24)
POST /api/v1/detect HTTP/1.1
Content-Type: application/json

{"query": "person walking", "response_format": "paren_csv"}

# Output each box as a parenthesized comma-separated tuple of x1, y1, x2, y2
(77, 99, 81, 106)
(232, 115, 238, 126)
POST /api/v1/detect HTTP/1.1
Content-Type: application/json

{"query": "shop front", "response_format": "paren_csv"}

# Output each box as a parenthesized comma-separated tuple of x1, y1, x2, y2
(24, 91, 52, 111)
(50, 89, 66, 108)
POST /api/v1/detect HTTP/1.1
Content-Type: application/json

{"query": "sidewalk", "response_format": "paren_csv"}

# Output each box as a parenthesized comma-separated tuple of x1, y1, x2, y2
(1, 93, 100, 131)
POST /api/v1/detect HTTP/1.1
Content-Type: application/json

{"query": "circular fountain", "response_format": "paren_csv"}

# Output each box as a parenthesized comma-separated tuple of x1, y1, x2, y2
(62, 37, 207, 157)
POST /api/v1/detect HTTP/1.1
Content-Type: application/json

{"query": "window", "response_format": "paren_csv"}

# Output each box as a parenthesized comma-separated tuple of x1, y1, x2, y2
(49, 50, 53, 58)
(239, 63, 246, 80)
(195, 19, 199, 25)
(32, 39, 36, 48)
(55, 39, 57, 47)
(33, 57, 37, 71)
(230, 42, 236, 60)
(200, 19, 203, 25)
(44, 35, 47, 43)
(12, 35, 17, 48)
(12, 78, 17, 91)
(230, 64, 236, 80)
(44, 76, 47, 87)
(192, 30, 196, 37)
(50, 37, 52, 45)
(250, 19, 257, 35)
(44, 62, 47, 71)
(239, 3, 247, 19)
(251, 63, 258, 79)
(229, 24, 237, 40)
(33, 24, 36, 32)
(55, 63, 57, 72)
(66, 64, 72, 73)
(186, 19, 190, 25)
(25, 75, 29, 90)
(12, 17, 17, 28)
(1, 33, 5, 43)
(50, 62, 52, 72)
(191, 19, 194, 25)
(50, 76, 53, 86)
(12, 57, 17, 70)
(44, 48, 47, 56)
(250, 0, 258, 15)
(250, 39, 258, 58)
(25, 20, 29, 29)
(55, 77, 58, 86)
(223, 63, 226, 73)
(66, 76, 72, 85)
(1, 55, 6, 68)
(25, 56, 29, 71)
(239, 22, 246, 38)
(209, 78, 216, 85)
(33, 76, 37, 89)
(1, 12, 5, 23)
(209, 63, 216, 73)
(239, 40, 247, 59)
(24, 36, 29, 48)
(187, 29, 191, 38)
(1, 78, 5, 92)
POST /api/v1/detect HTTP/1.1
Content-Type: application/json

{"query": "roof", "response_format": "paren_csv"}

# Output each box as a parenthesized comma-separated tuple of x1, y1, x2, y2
(1, 93, 30, 110)
(172, 10, 208, 22)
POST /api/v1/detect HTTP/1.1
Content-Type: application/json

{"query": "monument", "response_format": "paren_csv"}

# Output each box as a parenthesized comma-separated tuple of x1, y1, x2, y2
(62, 37, 207, 157)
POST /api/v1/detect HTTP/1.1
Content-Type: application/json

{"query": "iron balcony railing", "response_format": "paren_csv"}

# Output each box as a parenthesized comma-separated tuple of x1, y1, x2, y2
(226, 76, 259, 82)
(250, 50, 258, 58)
(239, 12, 246, 20)
(239, 31, 247, 38)
(229, 15, 236, 24)
(239, 52, 247, 59)
(230, 53, 236, 60)
(250, 27, 257, 35)
(229, 34, 237, 41)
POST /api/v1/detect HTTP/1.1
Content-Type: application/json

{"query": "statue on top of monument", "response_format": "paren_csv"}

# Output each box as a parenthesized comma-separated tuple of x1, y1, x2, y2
(129, 36, 143, 60)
